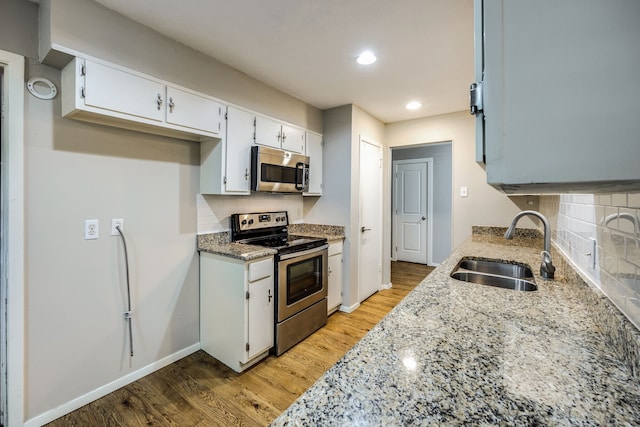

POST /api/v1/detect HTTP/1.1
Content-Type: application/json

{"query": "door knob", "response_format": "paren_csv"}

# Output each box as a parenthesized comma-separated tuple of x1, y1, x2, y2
(422, 216, 426, 220)
(361, 226, 371, 233)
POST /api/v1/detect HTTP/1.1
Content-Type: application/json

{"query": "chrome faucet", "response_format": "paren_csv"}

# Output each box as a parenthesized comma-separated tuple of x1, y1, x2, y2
(504, 210, 555, 279)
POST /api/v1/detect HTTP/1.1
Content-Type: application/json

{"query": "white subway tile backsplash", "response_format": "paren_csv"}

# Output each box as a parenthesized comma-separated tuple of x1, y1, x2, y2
(540, 192, 640, 330)
(196, 193, 304, 235)
(597, 194, 612, 206)
(628, 193, 640, 209)
(612, 193, 628, 207)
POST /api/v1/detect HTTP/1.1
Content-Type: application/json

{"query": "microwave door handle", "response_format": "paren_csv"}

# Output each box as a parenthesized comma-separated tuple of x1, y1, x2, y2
(295, 162, 305, 190)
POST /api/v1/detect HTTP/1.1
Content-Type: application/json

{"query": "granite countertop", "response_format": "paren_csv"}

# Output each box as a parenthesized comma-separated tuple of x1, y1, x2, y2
(271, 229, 640, 426)
(197, 232, 276, 261)
(197, 224, 345, 261)
(288, 223, 345, 241)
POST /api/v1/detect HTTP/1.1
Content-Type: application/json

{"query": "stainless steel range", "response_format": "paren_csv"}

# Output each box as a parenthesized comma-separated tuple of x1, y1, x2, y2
(230, 211, 328, 355)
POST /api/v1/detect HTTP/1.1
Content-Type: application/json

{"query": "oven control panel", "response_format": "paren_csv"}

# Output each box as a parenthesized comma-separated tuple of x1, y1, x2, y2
(234, 211, 288, 231)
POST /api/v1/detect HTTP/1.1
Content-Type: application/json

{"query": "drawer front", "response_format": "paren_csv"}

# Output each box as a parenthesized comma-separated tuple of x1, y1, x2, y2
(248, 258, 273, 282)
(328, 240, 343, 257)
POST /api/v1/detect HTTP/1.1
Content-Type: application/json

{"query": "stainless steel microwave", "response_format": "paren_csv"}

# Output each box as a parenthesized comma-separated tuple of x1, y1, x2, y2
(251, 146, 310, 193)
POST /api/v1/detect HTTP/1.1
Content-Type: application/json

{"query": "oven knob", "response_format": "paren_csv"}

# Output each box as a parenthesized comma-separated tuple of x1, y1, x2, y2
(275, 217, 280, 222)
(248, 219, 254, 225)
(241, 220, 247, 225)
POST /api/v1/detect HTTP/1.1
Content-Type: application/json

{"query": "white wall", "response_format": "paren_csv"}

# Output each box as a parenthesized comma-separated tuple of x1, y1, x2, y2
(540, 193, 640, 330)
(385, 111, 538, 250)
(303, 104, 386, 310)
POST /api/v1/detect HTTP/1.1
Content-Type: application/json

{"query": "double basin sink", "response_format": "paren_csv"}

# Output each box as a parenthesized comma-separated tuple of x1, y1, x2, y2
(450, 257, 537, 291)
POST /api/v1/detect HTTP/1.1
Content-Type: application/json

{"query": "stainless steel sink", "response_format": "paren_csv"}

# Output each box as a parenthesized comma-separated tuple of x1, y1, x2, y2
(456, 258, 534, 279)
(450, 257, 537, 291)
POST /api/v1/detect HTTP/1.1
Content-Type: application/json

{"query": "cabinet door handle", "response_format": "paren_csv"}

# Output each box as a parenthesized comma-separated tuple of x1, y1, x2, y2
(168, 97, 175, 113)
(156, 93, 163, 110)
(268, 289, 272, 303)
(244, 168, 249, 180)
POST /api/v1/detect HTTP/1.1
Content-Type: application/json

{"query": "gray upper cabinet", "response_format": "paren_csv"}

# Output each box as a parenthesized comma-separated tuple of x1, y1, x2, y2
(473, 0, 640, 193)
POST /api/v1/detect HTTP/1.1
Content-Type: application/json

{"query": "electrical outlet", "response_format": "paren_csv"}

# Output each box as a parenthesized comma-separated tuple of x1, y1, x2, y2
(84, 219, 99, 240)
(460, 186, 468, 197)
(111, 219, 124, 236)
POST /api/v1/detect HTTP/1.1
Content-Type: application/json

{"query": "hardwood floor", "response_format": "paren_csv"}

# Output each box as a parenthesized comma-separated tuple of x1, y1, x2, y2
(46, 261, 433, 427)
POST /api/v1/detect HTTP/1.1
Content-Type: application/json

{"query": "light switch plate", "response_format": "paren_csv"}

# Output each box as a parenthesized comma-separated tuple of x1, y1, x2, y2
(460, 186, 468, 197)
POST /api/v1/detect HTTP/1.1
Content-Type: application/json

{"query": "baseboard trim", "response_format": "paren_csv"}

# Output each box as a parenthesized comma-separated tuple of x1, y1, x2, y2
(339, 302, 361, 313)
(24, 343, 201, 427)
(381, 282, 392, 290)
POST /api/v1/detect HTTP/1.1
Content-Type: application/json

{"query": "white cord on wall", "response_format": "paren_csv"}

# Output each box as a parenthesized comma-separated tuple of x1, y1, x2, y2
(116, 225, 134, 357)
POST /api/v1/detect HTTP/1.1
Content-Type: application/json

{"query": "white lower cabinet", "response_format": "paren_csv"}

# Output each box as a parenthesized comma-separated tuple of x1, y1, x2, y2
(200, 253, 274, 372)
(327, 240, 343, 314)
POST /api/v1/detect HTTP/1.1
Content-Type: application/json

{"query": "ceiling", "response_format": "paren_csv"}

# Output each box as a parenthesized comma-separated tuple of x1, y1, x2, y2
(93, 0, 474, 124)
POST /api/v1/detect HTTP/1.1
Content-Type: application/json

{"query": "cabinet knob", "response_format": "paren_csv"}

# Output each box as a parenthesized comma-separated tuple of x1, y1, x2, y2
(168, 97, 175, 113)
(156, 93, 163, 110)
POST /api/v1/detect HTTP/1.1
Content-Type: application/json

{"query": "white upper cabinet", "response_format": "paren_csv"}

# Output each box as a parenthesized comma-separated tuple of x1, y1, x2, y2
(304, 131, 323, 196)
(224, 107, 254, 193)
(254, 115, 283, 150)
(62, 58, 223, 141)
(254, 115, 306, 154)
(165, 87, 223, 135)
(83, 60, 165, 122)
(281, 124, 306, 154)
(201, 106, 254, 195)
(474, 0, 640, 193)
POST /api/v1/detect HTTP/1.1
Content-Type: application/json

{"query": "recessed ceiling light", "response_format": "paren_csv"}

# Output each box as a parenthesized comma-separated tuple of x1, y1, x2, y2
(356, 51, 377, 65)
(405, 101, 422, 110)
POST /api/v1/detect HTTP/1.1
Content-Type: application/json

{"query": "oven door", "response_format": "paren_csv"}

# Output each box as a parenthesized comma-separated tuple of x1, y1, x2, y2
(277, 245, 328, 322)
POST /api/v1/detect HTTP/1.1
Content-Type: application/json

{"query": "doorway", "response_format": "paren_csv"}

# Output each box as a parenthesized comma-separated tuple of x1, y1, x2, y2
(0, 50, 25, 427)
(391, 143, 452, 266)
(392, 158, 433, 264)
(358, 136, 383, 302)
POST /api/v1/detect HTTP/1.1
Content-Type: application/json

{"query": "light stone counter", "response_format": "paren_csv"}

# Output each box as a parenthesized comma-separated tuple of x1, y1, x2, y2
(197, 224, 345, 261)
(288, 223, 345, 241)
(271, 229, 640, 426)
(197, 232, 276, 261)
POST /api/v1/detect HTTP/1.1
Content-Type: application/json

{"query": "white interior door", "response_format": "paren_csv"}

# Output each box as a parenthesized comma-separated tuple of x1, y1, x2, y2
(394, 160, 428, 264)
(359, 137, 382, 302)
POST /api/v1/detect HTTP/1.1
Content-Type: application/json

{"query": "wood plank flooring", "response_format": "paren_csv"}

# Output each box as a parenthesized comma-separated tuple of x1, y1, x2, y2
(46, 261, 433, 427)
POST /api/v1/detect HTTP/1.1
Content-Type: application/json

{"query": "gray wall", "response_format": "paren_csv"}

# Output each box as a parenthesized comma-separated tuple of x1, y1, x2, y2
(3, 0, 324, 423)
(392, 143, 453, 264)
(303, 104, 386, 309)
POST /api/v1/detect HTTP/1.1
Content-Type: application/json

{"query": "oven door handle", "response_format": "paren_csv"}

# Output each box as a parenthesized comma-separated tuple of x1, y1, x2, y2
(278, 244, 328, 260)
